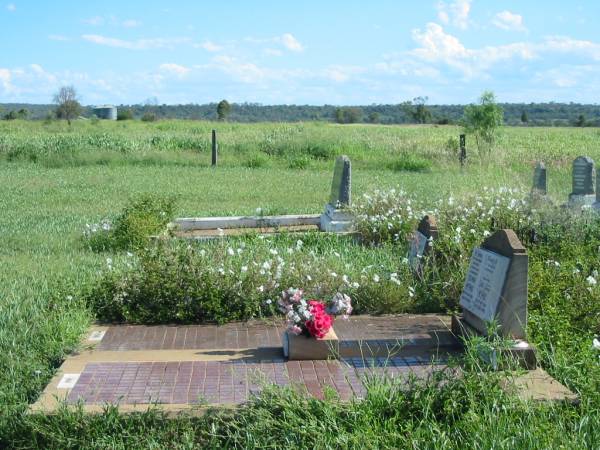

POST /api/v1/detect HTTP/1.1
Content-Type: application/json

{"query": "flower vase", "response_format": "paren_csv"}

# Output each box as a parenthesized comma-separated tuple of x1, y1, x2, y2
(283, 327, 339, 360)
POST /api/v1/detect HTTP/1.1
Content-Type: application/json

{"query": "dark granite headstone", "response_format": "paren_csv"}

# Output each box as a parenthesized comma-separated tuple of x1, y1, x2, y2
(532, 162, 547, 195)
(571, 156, 594, 195)
(459, 229, 528, 339)
(328, 155, 351, 208)
(409, 215, 438, 273)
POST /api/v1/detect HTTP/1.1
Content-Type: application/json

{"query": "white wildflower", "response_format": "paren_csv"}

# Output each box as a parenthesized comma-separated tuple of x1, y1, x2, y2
(586, 276, 597, 286)
(373, 274, 380, 283)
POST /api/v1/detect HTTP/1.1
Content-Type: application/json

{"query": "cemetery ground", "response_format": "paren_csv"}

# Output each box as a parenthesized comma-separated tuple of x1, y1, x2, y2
(1, 121, 599, 448)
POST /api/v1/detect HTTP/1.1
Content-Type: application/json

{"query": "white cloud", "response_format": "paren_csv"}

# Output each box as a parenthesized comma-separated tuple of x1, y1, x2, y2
(83, 16, 104, 26)
(48, 34, 69, 41)
(280, 33, 303, 52)
(121, 19, 141, 28)
(202, 55, 267, 83)
(0, 68, 14, 93)
(323, 65, 365, 82)
(6, 3, 15, 11)
(542, 36, 600, 60)
(264, 48, 283, 56)
(410, 23, 533, 77)
(245, 34, 304, 52)
(82, 34, 190, 50)
(493, 11, 527, 32)
(194, 40, 222, 52)
(159, 63, 190, 77)
(436, 0, 472, 30)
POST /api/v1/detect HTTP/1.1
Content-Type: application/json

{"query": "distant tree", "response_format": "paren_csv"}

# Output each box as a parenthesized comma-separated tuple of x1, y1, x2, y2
(521, 111, 528, 123)
(575, 114, 587, 127)
(345, 107, 363, 124)
(217, 100, 231, 121)
(334, 108, 345, 124)
(117, 108, 134, 120)
(368, 111, 380, 124)
(53, 85, 81, 125)
(17, 108, 28, 119)
(4, 110, 17, 120)
(141, 112, 157, 122)
(411, 96, 431, 124)
(463, 90, 504, 159)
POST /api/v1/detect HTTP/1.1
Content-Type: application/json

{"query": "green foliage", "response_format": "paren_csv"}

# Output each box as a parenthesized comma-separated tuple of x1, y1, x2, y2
(84, 194, 176, 252)
(53, 85, 82, 125)
(386, 154, 431, 172)
(244, 153, 269, 168)
(116, 108, 134, 121)
(575, 114, 587, 127)
(287, 154, 311, 169)
(463, 90, 504, 159)
(217, 99, 231, 121)
(141, 112, 157, 122)
(334, 107, 363, 124)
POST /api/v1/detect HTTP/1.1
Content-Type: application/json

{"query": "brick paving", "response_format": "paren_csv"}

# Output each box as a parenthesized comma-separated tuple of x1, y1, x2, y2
(67, 357, 452, 406)
(97, 315, 455, 351)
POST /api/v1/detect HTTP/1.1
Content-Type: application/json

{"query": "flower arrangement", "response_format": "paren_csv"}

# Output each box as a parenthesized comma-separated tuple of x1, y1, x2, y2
(278, 288, 352, 339)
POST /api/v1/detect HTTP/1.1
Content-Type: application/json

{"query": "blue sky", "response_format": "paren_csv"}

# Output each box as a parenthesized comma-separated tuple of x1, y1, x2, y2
(1, 0, 600, 105)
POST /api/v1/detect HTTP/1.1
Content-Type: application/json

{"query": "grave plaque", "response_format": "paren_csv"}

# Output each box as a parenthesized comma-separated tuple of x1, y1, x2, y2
(320, 155, 354, 232)
(568, 156, 595, 207)
(532, 162, 547, 196)
(459, 248, 510, 321)
(459, 229, 528, 339)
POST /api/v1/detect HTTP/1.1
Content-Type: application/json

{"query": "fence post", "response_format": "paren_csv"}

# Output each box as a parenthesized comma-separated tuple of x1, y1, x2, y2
(459, 134, 466, 168)
(211, 129, 218, 166)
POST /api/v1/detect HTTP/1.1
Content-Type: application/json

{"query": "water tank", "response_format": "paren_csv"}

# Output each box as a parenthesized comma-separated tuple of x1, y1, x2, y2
(93, 105, 117, 120)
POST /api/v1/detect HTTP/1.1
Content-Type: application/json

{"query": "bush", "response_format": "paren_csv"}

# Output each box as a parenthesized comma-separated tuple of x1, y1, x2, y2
(117, 109, 134, 121)
(84, 193, 176, 252)
(244, 153, 269, 168)
(386, 155, 431, 172)
(141, 112, 157, 122)
(287, 155, 311, 169)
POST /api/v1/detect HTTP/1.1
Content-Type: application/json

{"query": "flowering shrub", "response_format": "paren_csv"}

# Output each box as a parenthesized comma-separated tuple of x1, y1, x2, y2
(84, 193, 175, 252)
(278, 288, 352, 338)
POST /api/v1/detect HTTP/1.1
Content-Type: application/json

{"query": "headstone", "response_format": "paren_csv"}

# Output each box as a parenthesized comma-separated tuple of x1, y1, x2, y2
(592, 168, 600, 212)
(328, 155, 351, 207)
(531, 162, 547, 196)
(409, 215, 438, 273)
(320, 155, 353, 232)
(568, 156, 595, 207)
(458, 229, 528, 339)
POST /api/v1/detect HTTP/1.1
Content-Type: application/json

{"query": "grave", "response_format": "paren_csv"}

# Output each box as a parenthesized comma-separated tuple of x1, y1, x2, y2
(531, 162, 547, 197)
(451, 229, 537, 369)
(568, 156, 595, 207)
(592, 168, 600, 212)
(320, 155, 354, 232)
(170, 155, 355, 239)
(408, 215, 438, 275)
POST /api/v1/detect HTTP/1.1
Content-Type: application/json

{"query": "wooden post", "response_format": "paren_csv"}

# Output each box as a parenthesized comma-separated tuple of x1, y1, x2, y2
(459, 134, 466, 168)
(211, 129, 218, 166)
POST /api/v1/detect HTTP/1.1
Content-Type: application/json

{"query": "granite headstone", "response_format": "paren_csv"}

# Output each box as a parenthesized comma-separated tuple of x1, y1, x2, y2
(532, 162, 547, 196)
(320, 155, 354, 232)
(459, 229, 528, 339)
(409, 215, 438, 273)
(568, 156, 595, 207)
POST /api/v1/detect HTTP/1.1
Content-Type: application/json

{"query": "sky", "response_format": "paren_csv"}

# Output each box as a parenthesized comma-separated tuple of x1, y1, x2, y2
(1, 0, 600, 105)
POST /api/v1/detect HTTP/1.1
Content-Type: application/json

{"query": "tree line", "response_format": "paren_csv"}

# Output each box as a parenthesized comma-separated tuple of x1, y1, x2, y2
(2, 95, 599, 127)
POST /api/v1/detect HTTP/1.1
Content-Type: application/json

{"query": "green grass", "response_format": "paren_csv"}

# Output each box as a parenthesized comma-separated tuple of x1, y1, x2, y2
(1, 121, 599, 448)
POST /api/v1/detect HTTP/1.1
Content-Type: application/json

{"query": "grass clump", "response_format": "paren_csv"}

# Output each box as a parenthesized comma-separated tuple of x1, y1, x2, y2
(387, 154, 432, 172)
(84, 193, 175, 252)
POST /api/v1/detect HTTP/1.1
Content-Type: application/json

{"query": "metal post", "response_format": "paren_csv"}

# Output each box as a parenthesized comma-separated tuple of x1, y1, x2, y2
(211, 129, 218, 166)
(459, 134, 466, 168)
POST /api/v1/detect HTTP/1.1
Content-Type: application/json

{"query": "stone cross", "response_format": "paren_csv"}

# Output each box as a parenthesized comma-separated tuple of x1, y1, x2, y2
(568, 156, 595, 207)
(458, 229, 528, 340)
(532, 162, 547, 195)
(328, 155, 351, 208)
